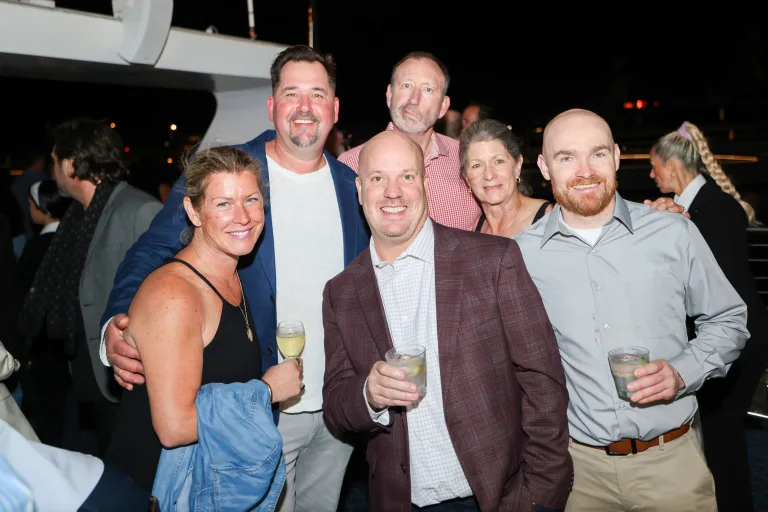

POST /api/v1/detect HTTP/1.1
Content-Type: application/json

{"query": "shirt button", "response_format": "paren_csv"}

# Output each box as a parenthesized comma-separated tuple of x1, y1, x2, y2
(620, 404, 625, 409)
(267, 347, 274, 355)
(604, 324, 610, 330)
(596, 284, 602, 290)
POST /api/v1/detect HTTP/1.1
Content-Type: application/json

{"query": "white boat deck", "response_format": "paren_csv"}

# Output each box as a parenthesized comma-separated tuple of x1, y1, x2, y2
(0, 1, 286, 145)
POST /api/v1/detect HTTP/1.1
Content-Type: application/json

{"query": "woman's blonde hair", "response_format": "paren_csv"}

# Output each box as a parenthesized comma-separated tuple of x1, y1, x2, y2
(652, 122, 758, 225)
(181, 145, 265, 244)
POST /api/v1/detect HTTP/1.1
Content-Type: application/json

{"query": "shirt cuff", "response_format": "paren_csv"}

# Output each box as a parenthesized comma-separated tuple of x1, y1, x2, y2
(667, 351, 704, 396)
(99, 317, 113, 367)
(363, 377, 390, 424)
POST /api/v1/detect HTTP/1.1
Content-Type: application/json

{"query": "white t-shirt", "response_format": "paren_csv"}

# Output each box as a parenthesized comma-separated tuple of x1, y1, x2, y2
(563, 221, 603, 246)
(267, 156, 344, 413)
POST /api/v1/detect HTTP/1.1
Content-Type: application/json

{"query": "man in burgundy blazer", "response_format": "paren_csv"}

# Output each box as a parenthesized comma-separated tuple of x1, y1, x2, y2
(322, 130, 571, 511)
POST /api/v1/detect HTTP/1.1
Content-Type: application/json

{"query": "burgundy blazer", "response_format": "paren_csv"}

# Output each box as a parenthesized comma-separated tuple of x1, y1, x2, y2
(322, 223, 572, 512)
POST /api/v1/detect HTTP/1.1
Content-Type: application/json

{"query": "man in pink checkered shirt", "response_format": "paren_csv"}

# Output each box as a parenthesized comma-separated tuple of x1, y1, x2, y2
(338, 52, 480, 231)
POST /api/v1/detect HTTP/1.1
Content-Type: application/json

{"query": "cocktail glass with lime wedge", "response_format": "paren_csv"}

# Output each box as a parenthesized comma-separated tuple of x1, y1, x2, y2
(385, 345, 427, 400)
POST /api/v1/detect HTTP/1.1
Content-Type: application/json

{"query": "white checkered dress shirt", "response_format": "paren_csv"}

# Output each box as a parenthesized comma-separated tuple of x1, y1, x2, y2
(367, 219, 473, 507)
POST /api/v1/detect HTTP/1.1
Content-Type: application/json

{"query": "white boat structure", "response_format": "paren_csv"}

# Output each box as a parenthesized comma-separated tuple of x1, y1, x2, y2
(0, 0, 286, 146)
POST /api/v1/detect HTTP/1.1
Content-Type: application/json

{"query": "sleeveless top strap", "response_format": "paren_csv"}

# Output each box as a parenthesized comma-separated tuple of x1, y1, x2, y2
(474, 213, 486, 232)
(532, 201, 552, 224)
(166, 257, 228, 304)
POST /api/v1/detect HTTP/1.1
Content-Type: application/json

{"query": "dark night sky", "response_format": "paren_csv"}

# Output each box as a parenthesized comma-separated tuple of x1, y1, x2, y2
(2, 2, 768, 162)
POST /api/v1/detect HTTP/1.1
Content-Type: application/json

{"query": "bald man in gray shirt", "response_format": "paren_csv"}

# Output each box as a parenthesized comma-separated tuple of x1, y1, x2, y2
(513, 109, 748, 512)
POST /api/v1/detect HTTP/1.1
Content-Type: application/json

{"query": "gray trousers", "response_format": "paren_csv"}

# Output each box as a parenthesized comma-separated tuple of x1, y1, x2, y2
(276, 410, 355, 512)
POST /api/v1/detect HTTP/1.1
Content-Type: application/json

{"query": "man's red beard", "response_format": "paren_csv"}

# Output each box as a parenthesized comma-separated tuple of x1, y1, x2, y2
(553, 176, 618, 217)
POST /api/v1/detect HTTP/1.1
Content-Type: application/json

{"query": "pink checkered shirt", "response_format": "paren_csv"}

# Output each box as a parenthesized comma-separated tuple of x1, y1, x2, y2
(338, 123, 480, 231)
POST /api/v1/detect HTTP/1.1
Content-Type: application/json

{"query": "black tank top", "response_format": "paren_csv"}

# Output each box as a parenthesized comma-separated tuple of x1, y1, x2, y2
(104, 258, 263, 492)
(475, 201, 552, 233)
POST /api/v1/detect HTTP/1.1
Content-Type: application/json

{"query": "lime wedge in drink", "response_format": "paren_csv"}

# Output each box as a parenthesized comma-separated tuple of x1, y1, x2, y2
(410, 364, 424, 376)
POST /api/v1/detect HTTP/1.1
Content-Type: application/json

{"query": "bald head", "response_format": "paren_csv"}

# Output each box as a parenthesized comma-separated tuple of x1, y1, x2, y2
(536, 108, 620, 225)
(359, 130, 425, 178)
(355, 130, 430, 262)
(542, 109, 615, 158)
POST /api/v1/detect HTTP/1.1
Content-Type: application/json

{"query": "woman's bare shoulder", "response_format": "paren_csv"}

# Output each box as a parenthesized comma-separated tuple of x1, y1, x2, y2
(131, 263, 205, 318)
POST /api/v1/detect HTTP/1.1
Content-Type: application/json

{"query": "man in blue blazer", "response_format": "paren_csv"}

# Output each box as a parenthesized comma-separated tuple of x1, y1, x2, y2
(99, 45, 369, 512)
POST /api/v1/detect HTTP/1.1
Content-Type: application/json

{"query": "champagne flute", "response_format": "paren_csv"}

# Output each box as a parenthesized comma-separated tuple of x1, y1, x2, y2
(277, 320, 306, 390)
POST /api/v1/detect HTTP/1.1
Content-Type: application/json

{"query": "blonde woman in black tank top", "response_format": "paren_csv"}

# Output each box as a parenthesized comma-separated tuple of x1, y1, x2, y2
(105, 147, 302, 492)
(460, 119, 554, 238)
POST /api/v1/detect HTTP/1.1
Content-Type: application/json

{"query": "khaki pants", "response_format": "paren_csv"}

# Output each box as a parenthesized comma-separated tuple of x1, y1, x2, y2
(276, 411, 354, 512)
(565, 429, 717, 511)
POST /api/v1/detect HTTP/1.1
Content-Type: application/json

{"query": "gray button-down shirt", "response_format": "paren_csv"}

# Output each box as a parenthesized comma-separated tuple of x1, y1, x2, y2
(514, 193, 748, 445)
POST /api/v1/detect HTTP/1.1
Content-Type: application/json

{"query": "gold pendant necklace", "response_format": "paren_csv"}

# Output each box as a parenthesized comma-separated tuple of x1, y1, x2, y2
(197, 257, 252, 342)
(235, 272, 254, 342)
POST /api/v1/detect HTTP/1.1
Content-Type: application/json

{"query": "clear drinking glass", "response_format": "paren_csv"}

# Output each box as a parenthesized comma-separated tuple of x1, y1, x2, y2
(608, 347, 650, 400)
(385, 345, 427, 400)
(277, 320, 305, 390)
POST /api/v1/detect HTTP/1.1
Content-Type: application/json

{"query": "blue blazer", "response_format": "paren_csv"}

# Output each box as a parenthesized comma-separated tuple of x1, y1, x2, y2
(102, 129, 370, 388)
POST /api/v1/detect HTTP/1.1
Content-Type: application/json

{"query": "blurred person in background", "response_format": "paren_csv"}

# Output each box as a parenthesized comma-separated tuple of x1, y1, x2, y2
(11, 180, 72, 447)
(461, 101, 493, 134)
(10, 150, 49, 258)
(18, 118, 162, 458)
(648, 121, 768, 512)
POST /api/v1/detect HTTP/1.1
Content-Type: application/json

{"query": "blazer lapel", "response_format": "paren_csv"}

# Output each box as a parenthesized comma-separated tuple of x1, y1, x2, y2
(433, 224, 464, 401)
(329, 156, 362, 266)
(354, 251, 394, 359)
(255, 159, 276, 294)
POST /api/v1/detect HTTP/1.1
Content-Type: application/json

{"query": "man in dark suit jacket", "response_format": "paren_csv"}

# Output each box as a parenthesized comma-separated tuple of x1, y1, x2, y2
(322, 130, 571, 512)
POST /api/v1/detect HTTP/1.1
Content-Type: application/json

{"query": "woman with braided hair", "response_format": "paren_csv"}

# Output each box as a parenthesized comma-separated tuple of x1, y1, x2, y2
(649, 121, 768, 512)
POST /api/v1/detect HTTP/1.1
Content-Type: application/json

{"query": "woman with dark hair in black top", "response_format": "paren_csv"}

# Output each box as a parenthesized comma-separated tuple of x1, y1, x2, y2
(460, 119, 553, 238)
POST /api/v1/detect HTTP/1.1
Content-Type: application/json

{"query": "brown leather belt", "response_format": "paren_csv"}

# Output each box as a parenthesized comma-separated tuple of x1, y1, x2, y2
(572, 422, 691, 456)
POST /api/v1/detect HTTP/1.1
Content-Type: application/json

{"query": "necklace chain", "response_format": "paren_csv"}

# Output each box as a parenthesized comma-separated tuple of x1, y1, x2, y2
(196, 257, 253, 342)
(484, 200, 523, 235)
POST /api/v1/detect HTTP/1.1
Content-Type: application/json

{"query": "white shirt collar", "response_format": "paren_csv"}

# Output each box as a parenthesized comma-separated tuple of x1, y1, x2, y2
(40, 221, 60, 235)
(673, 174, 707, 211)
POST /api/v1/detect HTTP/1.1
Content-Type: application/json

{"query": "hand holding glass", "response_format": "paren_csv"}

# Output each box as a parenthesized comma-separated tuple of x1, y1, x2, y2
(277, 321, 305, 390)
(608, 347, 650, 400)
(385, 345, 427, 400)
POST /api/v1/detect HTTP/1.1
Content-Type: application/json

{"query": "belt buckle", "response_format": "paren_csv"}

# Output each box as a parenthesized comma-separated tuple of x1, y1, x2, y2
(604, 439, 637, 456)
